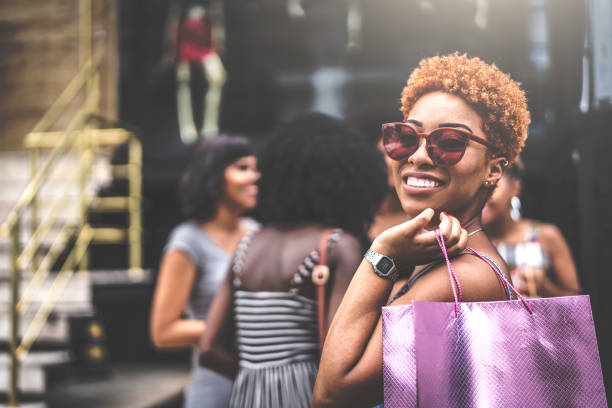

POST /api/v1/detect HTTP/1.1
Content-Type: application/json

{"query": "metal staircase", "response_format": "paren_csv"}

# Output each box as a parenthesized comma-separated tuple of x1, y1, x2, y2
(0, 1, 142, 406)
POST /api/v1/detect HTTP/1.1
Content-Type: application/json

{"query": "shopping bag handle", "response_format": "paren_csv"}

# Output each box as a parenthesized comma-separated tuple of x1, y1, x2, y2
(434, 229, 533, 316)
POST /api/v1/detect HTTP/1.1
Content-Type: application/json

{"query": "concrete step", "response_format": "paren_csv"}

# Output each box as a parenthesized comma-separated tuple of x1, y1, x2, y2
(0, 273, 92, 360)
(0, 273, 91, 313)
(0, 311, 70, 345)
(0, 350, 70, 393)
(0, 150, 113, 224)
(0, 230, 86, 281)
(0, 401, 47, 408)
(45, 363, 189, 408)
(0, 149, 112, 183)
(0, 271, 95, 399)
(0, 230, 40, 250)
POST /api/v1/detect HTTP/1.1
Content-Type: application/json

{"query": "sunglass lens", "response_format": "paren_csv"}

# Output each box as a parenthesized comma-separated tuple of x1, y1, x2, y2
(383, 125, 419, 160)
(428, 129, 468, 166)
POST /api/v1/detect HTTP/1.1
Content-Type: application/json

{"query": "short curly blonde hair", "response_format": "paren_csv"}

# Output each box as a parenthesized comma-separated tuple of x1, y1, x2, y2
(400, 53, 530, 164)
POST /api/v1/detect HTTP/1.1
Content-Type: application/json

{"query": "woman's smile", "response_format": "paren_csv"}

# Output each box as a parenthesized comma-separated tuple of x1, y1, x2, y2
(401, 171, 445, 194)
(242, 183, 258, 199)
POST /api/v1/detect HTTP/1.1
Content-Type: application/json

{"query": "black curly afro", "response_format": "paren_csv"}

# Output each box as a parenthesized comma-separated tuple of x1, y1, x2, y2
(255, 112, 388, 243)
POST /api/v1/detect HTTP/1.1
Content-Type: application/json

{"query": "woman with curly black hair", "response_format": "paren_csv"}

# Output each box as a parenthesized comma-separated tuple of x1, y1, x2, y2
(150, 135, 259, 408)
(199, 112, 388, 408)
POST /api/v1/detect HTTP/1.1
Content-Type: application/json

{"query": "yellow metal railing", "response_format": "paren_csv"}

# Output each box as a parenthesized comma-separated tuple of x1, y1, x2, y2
(1, 1, 142, 406)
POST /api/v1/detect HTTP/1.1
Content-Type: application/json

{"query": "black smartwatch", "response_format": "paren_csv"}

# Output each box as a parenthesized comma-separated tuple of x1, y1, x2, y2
(364, 249, 399, 282)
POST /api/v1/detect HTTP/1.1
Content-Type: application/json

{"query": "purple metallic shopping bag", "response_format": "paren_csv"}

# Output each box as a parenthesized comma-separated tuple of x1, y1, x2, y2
(383, 304, 417, 407)
(412, 296, 606, 407)
(382, 230, 607, 407)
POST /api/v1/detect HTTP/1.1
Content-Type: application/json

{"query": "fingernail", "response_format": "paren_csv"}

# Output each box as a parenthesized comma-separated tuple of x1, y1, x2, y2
(443, 211, 448, 216)
(461, 225, 466, 230)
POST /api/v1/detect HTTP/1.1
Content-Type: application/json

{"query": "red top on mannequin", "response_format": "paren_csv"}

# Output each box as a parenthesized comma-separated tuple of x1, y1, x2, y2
(177, 8, 215, 62)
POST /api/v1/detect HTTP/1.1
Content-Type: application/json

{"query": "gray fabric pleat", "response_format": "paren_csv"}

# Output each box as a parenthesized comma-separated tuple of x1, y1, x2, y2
(230, 361, 317, 408)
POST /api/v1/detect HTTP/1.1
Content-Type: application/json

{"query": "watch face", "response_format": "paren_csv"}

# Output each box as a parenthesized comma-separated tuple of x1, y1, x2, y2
(377, 257, 394, 274)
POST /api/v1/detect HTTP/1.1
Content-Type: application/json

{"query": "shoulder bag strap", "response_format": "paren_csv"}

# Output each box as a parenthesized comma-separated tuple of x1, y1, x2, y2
(312, 228, 335, 350)
(231, 224, 260, 289)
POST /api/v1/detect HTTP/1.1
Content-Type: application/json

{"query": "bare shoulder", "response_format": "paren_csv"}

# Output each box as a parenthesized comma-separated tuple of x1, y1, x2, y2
(450, 253, 509, 301)
(330, 232, 363, 269)
(535, 222, 565, 244)
(391, 253, 509, 306)
(334, 232, 362, 255)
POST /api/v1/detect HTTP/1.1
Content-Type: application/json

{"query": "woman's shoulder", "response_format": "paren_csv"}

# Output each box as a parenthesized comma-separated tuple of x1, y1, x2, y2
(392, 250, 509, 306)
(163, 222, 211, 265)
(166, 221, 204, 244)
(329, 231, 363, 262)
(248, 225, 362, 263)
(528, 221, 568, 253)
(527, 220, 561, 238)
(452, 251, 509, 300)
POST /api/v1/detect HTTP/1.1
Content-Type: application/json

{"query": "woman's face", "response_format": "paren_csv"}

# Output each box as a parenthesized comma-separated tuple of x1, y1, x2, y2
(222, 155, 259, 213)
(481, 173, 520, 226)
(391, 91, 501, 222)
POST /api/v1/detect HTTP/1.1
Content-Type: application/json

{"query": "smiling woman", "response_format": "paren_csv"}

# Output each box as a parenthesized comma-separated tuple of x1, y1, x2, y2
(149, 135, 260, 408)
(313, 53, 530, 407)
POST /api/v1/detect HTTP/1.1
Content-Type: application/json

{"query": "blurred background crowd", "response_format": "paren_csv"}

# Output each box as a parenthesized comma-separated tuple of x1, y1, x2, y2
(0, 0, 611, 406)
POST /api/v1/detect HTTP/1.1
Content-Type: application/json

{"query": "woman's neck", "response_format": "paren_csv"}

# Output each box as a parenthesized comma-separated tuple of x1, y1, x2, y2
(462, 215, 483, 235)
(207, 204, 242, 232)
(379, 192, 403, 215)
(485, 213, 518, 240)
(423, 211, 483, 234)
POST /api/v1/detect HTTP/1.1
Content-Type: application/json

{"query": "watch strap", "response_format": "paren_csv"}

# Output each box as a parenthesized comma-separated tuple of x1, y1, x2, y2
(364, 249, 398, 282)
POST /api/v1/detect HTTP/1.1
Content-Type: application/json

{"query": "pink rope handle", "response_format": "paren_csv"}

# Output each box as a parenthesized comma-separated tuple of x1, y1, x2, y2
(434, 229, 462, 316)
(466, 249, 511, 299)
(465, 246, 533, 314)
(467, 247, 511, 300)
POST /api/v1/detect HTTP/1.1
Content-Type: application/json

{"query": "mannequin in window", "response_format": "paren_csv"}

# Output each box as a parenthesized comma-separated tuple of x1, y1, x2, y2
(166, 1, 227, 143)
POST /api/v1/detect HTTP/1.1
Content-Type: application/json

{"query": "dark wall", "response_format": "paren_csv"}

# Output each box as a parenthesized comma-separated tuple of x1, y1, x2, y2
(576, 111, 612, 398)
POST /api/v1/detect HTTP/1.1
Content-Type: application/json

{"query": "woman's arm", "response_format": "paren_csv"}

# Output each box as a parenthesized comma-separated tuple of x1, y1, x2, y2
(538, 224, 581, 297)
(198, 270, 238, 379)
(150, 250, 204, 348)
(313, 209, 468, 407)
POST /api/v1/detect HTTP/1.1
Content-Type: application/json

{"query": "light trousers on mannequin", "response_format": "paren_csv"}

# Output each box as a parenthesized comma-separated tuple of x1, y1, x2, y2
(177, 62, 198, 144)
(176, 53, 227, 144)
(201, 53, 227, 137)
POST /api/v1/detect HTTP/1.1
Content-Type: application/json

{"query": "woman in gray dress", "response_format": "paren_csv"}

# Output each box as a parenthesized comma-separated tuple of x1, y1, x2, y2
(199, 113, 388, 408)
(150, 136, 260, 408)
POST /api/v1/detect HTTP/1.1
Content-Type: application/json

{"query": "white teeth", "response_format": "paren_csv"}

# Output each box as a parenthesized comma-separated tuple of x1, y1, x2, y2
(405, 176, 440, 188)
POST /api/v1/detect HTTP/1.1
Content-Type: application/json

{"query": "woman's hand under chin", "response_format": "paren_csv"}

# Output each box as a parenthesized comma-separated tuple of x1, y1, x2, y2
(370, 208, 468, 270)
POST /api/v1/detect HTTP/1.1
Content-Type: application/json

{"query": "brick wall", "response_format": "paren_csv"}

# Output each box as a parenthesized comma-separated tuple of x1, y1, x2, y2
(0, 0, 118, 151)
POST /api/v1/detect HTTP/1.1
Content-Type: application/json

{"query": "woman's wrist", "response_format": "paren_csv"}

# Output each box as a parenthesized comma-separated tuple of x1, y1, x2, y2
(370, 236, 392, 258)
(367, 239, 414, 280)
